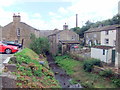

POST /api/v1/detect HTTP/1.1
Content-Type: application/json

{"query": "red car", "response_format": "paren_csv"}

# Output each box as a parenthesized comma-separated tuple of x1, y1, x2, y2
(0, 42, 18, 54)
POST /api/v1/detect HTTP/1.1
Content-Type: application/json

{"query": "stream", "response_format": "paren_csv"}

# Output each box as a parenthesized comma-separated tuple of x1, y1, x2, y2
(47, 54, 82, 88)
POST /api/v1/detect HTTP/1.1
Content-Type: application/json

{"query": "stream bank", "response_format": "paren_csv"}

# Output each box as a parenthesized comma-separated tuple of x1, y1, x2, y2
(47, 54, 82, 88)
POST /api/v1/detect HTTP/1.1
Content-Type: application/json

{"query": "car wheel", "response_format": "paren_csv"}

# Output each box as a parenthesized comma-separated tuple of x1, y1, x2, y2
(5, 49, 12, 54)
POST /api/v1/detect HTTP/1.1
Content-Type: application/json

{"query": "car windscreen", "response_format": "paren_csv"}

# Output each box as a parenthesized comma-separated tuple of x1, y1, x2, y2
(0, 42, 7, 46)
(7, 41, 15, 44)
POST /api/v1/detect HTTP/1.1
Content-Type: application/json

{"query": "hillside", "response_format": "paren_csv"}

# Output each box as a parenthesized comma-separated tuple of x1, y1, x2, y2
(9, 48, 60, 88)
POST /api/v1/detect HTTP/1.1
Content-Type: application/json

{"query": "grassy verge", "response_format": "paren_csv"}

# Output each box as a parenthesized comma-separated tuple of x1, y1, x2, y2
(10, 48, 60, 88)
(55, 55, 117, 88)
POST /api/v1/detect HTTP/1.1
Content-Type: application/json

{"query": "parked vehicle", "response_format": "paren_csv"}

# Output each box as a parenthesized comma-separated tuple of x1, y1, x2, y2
(0, 42, 18, 54)
(2, 41, 22, 48)
(71, 45, 79, 48)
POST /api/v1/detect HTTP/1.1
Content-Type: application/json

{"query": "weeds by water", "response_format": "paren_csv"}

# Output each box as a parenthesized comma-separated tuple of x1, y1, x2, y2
(55, 55, 117, 88)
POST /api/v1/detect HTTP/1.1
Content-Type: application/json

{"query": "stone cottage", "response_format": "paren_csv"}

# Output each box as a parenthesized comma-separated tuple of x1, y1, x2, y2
(84, 25, 118, 46)
(2, 14, 40, 47)
(48, 24, 80, 55)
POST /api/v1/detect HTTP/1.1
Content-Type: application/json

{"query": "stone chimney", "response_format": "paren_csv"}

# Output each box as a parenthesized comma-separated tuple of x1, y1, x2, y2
(13, 13, 21, 23)
(63, 23, 68, 30)
(76, 14, 78, 27)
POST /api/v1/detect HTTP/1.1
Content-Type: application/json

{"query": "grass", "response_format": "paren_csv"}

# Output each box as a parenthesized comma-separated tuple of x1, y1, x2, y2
(55, 55, 117, 88)
(55, 55, 79, 75)
(11, 48, 61, 88)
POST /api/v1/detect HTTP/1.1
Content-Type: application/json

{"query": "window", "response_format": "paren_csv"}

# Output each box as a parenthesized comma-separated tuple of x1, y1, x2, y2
(105, 39, 109, 44)
(94, 34, 97, 38)
(17, 28, 20, 36)
(103, 49, 105, 55)
(72, 36, 74, 39)
(58, 35, 60, 40)
(86, 35, 88, 38)
(113, 40, 116, 46)
(105, 31, 109, 35)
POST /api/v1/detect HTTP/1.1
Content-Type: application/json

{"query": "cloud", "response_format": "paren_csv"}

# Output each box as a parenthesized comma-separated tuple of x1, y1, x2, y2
(49, 12, 56, 16)
(32, 13, 41, 18)
(58, 7, 68, 14)
(0, 0, 119, 30)
(0, 0, 16, 7)
(68, 0, 118, 20)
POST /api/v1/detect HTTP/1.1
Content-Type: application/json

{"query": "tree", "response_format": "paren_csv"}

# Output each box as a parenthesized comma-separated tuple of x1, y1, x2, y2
(29, 34, 50, 55)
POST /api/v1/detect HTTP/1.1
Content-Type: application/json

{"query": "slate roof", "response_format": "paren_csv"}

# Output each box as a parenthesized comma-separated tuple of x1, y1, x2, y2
(48, 30, 63, 36)
(59, 40, 80, 44)
(85, 24, 118, 33)
(92, 45, 114, 50)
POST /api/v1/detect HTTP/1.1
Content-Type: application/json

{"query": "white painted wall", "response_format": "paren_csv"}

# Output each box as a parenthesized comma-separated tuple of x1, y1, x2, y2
(91, 48, 112, 63)
(115, 52, 120, 69)
(101, 30, 116, 46)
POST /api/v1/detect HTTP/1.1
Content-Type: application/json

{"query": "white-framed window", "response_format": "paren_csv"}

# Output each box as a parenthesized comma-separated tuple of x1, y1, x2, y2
(17, 28, 20, 36)
(94, 34, 97, 38)
(105, 39, 109, 44)
(105, 31, 109, 35)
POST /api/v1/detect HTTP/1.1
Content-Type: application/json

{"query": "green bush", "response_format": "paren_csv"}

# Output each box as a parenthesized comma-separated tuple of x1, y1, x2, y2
(83, 58, 101, 72)
(99, 69, 113, 77)
(111, 78, 120, 87)
(29, 34, 50, 55)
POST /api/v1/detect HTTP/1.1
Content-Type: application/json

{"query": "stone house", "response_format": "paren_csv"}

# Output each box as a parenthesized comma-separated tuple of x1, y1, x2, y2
(84, 28, 101, 46)
(2, 14, 40, 47)
(84, 25, 118, 46)
(48, 26, 79, 55)
(100, 25, 117, 46)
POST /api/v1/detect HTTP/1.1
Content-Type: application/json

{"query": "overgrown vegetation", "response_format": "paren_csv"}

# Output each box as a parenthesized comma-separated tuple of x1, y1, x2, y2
(11, 48, 60, 88)
(54, 55, 79, 75)
(99, 69, 113, 77)
(55, 55, 117, 88)
(29, 34, 50, 55)
(83, 58, 102, 72)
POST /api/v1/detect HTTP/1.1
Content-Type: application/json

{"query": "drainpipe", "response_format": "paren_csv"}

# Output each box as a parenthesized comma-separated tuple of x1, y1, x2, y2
(106, 50, 108, 63)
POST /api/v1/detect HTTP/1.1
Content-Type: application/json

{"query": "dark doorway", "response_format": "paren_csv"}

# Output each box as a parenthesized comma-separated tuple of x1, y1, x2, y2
(112, 50, 115, 64)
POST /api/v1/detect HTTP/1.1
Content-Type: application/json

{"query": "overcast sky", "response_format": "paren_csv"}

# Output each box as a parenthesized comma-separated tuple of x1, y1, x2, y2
(0, 0, 119, 30)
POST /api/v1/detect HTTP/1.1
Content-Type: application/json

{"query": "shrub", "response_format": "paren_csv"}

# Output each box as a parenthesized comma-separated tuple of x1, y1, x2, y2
(29, 34, 50, 55)
(99, 69, 113, 77)
(83, 58, 101, 72)
(111, 78, 120, 87)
